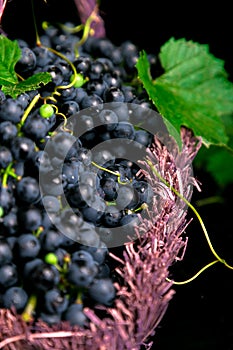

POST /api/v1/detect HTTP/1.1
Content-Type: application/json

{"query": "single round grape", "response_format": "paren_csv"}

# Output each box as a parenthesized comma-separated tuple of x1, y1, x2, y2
(16, 176, 40, 204)
(15, 234, 41, 259)
(0, 263, 18, 290)
(0, 146, 13, 169)
(70, 73, 86, 88)
(43, 288, 69, 314)
(39, 104, 54, 118)
(0, 239, 13, 266)
(64, 303, 89, 327)
(88, 277, 116, 306)
(2, 286, 28, 312)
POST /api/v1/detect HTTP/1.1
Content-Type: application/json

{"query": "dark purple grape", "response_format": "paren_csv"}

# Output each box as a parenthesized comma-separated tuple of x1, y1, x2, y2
(15, 234, 41, 260)
(46, 64, 64, 85)
(98, 109, 118, 131)
(16, 176, 40, 204)
(103, 86, 125, 103)
(0, 263, 18, 290)
(103, 72, 121, 88)
(88, 277, 116, 306)
(96, 263, 111, 278)
(133, 180, 154, 204)
(67, 182, 94, 208)
(29, 263, 60, 292)
(42, 195, 61, 213)
(23, 258, 44, 279)
(78, 226, 100, 247)
(62, 161, 80, 186)
(80, 94, 103, 111)
(43, 288, 68, 314)
(122, 85, 136, 102)
(0, 209, 18, 235)
(88, 60, 105, 80)
(81, 194, 106, 225)
(56, 59, 72, 80)
(58, 84, 77, 101)
(16, 46, 37, 73)
(134, 129, 153, 148)
(74, 56, 91, 74)
(33, 46, 54, 67)
(39, 312, 61, 325)
(67, 261, 98, 288)
(120, 213, 140, 235)
(0, 98, 24, 123)
(101, 178, 119, 201)
(59, 100, 80, 117)
(18, 207, 42, 232)
(0, 239, 13, 266)
(75, 87, 88, 104)
(0, 186, 15, 216)
(0, 121, 18, 145)
(40, 169, 64, 196)
(86, 78, 107, 97)
(79, 241, 109, 265)
(112, 121, 135, 140)
(11, 136, 35, 161)
(51, 131, 76, 159)
(22, 113, 51, 141)
(0, 146, 13, 169)
(102, 205, 122, 227)
(39, 229, 63, 252)
(115, 184, 139, 210)
(17, 93, 31, 109)
(64, 303, 89, 327)
(2, 286, 28, 312)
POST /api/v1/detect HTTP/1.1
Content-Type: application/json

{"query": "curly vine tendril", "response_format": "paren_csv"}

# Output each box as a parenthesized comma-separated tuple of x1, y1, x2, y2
(146, 158, 233, 286)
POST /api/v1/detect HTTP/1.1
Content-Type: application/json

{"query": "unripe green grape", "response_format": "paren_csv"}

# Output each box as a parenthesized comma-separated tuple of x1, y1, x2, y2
(70, 73, 86, 88)
(39, 104, 54, 118)
(44, 252, 58, 265)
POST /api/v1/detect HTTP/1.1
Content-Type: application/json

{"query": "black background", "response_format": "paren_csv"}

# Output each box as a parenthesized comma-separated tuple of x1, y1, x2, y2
(1, 1, 233, 349)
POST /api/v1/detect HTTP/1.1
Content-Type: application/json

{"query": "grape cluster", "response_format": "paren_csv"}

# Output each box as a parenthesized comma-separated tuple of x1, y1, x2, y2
(0, 22, 162, 326)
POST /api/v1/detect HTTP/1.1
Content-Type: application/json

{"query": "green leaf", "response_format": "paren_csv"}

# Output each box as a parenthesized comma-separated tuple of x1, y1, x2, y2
(136, 38, 233, 149)
(194, 105, 233, 187)
(0, 35, 21, 85)
(2, 72, 52, 98)
(0, 35, 52, 98)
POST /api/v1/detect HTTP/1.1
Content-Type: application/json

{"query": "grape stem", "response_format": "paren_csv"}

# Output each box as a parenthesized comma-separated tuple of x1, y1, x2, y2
(21, 294, 37, 323)
(19, 93, 41, 127)
(91, 161, 130, 185)
(2, 163, 21, 187)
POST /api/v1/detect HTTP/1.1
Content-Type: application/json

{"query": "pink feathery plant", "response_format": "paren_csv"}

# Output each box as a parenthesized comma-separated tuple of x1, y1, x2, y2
(0, 0, 7, 22)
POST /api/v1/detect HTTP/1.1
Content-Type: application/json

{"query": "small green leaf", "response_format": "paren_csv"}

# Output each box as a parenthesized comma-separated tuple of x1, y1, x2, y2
(2, 72, 52, 98)
(0, 36, 52, 98)
(136, 38, 233, 150)
(0, 35, 21, 85)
